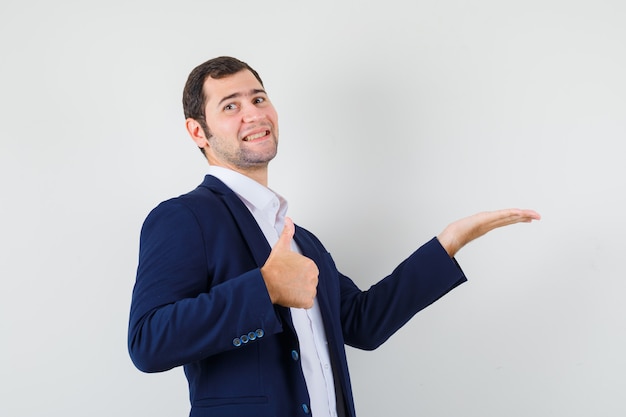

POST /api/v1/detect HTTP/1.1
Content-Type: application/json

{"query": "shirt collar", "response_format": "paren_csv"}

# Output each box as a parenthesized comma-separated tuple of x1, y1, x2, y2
(207, 166, 288, 222)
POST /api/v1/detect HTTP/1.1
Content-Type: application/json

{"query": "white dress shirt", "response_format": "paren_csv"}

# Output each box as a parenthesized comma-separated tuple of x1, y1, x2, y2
(207, 166, 338, 417)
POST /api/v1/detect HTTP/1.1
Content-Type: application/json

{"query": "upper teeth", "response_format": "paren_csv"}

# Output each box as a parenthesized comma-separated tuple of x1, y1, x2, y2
(244, 131, 267, 141)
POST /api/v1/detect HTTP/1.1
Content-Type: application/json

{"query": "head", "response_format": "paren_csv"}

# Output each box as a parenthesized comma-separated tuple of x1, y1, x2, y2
(182, 56, 265, 150)
(182, 56, 279, 183)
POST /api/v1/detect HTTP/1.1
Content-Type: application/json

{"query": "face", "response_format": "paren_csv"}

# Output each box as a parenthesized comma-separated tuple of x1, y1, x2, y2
(192, 69, 279, 175)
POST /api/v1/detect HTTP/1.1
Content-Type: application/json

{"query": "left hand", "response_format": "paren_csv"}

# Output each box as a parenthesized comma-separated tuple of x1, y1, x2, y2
(437, 208, 541, 257)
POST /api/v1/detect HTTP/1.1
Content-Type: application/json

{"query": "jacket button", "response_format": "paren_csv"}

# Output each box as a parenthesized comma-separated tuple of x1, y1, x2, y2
(232, 338, 241, 347)
(240, 334, 249, 344)
(301, 403, 310, 414)
(248, 331, 257, 341)
(255, 329, 265, 338)
(291, 350, 299, 361)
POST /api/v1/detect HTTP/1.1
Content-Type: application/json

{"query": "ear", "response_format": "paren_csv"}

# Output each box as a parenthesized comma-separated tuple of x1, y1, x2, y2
(185, 118, 209, 149)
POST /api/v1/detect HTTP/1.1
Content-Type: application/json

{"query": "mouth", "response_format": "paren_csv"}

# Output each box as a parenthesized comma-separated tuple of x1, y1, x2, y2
(242, 130, 270, 142)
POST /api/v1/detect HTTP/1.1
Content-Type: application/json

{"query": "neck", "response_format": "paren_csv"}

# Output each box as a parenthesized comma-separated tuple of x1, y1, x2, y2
(207, 160, 269, 187)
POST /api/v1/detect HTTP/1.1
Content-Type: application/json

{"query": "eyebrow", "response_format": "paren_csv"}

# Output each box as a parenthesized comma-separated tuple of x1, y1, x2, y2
(217, 88, 267, 107)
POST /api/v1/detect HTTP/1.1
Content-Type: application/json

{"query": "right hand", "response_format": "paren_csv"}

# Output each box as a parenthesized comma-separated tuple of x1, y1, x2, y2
(261, 217, 319, 309)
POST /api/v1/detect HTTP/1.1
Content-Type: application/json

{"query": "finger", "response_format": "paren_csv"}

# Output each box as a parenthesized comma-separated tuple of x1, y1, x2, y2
(274, 217, 295, 252)
(482, 209, 541, 231)
(502, 208, 541, 224)
(520, 209, 541, 221)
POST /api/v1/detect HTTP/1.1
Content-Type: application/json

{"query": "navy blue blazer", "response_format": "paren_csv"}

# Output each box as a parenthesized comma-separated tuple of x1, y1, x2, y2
(128, 175, 467, 417)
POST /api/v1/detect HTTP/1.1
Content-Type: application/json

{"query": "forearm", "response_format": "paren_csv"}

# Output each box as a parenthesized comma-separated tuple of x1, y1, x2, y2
(128, 269, 281, 372)
(339, 237, 467, 350)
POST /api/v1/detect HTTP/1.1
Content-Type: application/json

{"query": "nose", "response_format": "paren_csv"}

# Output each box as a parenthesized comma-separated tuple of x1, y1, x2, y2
(242, 104, 264, 123)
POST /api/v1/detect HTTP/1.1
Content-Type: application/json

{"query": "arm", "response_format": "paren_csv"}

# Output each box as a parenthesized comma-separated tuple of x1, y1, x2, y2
(339, 237, 466, 350)
(128, 201, 282, 373)
(339, 208, 541, 350)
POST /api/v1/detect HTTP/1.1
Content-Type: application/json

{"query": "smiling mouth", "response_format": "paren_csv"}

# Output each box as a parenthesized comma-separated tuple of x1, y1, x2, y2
(243, 130, 270, 142)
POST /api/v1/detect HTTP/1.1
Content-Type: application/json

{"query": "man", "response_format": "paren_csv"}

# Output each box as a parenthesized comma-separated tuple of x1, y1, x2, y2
(128, 56, 540, 417)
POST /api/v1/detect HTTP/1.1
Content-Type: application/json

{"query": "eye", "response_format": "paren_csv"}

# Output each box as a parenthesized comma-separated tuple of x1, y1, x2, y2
(253, 97, 266, 105)
(223, 103, 238, 111)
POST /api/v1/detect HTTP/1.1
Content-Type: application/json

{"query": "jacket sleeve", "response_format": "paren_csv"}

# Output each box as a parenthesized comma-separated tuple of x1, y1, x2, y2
(337, 237, 467, 350)
(127, 200, 282, 373)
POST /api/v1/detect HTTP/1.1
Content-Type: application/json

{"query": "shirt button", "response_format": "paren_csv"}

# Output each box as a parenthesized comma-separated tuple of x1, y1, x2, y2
(291, 350, 299, 361)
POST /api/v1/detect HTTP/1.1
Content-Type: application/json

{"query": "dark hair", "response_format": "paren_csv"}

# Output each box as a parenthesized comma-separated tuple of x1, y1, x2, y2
(182, 56, 264, 124)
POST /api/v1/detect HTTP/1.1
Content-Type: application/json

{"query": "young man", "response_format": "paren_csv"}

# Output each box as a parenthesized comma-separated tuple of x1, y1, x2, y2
(128, 56, 540, 417)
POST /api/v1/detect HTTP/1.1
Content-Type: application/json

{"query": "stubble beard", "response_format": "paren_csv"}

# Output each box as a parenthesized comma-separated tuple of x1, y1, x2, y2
(208, 133, 278, 170)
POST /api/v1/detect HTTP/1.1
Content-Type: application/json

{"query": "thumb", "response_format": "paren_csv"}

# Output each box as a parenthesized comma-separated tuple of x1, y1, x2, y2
(274, 217, 295, 252)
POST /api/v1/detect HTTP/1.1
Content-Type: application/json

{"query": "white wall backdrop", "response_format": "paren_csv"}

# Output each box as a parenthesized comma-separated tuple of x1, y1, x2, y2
(1, 1, 624, 416)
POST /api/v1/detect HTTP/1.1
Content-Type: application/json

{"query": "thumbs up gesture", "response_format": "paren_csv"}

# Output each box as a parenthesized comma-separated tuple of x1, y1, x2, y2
(261, 217, 319, 309)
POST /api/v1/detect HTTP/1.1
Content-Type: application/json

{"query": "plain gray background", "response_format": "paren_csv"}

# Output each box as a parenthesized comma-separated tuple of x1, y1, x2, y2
(1, 0, 625, 416)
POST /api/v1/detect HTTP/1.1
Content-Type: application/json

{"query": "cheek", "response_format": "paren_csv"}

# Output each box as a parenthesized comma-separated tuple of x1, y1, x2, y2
(208, 119, 239, 139)
(268, 109, 279, 126)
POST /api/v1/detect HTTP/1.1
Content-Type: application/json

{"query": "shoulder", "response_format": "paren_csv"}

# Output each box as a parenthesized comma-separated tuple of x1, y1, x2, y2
(142, 176, 233, 231)
(149, 176, 232, 215)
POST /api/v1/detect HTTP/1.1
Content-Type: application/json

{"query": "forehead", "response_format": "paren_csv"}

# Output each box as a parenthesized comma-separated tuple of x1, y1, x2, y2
(202, 70, 265, 105)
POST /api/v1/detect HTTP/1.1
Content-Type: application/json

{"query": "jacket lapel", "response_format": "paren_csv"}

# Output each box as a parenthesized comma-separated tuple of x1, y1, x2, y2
(199, 175, 271, 267)
(199, 175, 294, 331)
